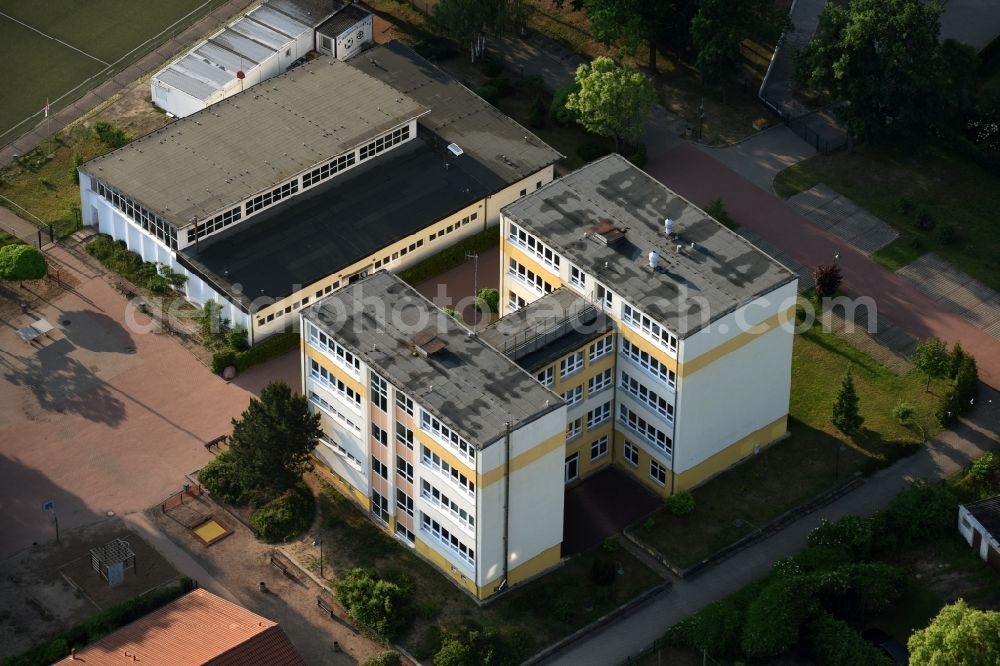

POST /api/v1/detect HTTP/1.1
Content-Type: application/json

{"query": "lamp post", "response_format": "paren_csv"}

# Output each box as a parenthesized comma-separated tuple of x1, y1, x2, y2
(465, 251, 479, 330)
(313, 539, 324, 578)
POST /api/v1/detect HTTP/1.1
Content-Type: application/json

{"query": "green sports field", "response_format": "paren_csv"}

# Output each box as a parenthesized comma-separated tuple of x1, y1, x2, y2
(0, 0, 229, 143)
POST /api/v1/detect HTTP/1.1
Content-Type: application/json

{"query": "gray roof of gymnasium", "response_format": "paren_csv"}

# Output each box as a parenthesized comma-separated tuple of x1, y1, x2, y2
(89, 57, 428, 227)
(303, 272, 564, 449)
(265, 0, 343, 26)
(501, 154, 796, 338)
(349, 41, 562, 188)
(316, 4, 370, 37)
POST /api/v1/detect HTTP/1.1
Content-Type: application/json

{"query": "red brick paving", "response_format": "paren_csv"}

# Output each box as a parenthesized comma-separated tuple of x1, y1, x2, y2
(647, 143, 1000, 389)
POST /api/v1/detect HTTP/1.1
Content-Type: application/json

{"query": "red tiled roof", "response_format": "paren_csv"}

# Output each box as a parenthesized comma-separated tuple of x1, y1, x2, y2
(57, 589, 305, 666)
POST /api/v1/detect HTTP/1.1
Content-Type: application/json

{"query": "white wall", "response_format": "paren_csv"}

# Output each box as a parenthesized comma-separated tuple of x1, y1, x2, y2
(476, 407, 565, 588)
(335, 15, 373, 60)
(959, 505, 998, 561)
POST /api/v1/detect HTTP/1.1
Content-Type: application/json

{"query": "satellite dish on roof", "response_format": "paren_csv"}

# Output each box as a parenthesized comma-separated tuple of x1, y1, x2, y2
(236, 71, 246, 80)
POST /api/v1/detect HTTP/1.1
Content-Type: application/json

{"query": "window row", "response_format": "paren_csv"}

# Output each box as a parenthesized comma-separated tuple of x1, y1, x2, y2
(396, 422, 414, 450)
(560, 351, 584, 379)
(307, 323, 361, 375)
(421, 446, 475, 496)
(566, 417, 582, 440)
(429, 211, 477, 242)
(397, 456, 413, 483)
(96, 180, 177, 249)
(258, 294, 311, 326)
(622, 303, 678, 354)
(397, 489, 414, 517)
(536, 366, 553, 387)
(590, 435, 609, 462)
(620, 371, 674, 422)
(587, 401, 611, 429)
(420, 410, 475, 463)
(421, 479, 475, 530)
(396, 391, 414, 416)
(621, 338, 676, 390)
(508, 258, 553, 295)
(373, 237, 425, 270)
(618, 404, 672, 454)
(508, 222, 560, 271)
(319, 433, 362, 471)
(302, 152, 356, 188)
(421, 512, 475, 566)
(309, 359, 361, 408)
(360, 124, 410, 161)
(589, 335, 613, 362)
(372, 456, 388, 480)
(246, 179, 298, 215)
(372, 490, 389, 522)
(371, 424, 388, 447)
(508, 290, 528, 313)
(190, 205, 241, 242)
(308, 390, 361, 436)
(588, 368, 613, 395)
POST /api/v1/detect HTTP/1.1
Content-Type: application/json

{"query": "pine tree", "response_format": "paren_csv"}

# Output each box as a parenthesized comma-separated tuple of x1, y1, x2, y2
(832, 368, 864, 435)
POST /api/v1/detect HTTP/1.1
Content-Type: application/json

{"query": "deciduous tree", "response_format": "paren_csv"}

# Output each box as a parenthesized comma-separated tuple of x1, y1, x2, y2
(583, 0, 695, 74)
(431, 0, 532, 61)
(913, 337, 949, 392)
(0, 244, 47, 283)
(813, 263, 842, 297)
(566, 57, 655, 150)
(908, 600, 1000, 666)
(691, 0, 786, 96)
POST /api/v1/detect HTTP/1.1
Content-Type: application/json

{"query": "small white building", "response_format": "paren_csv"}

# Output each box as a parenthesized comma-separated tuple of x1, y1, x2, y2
(959, 497, 1000, 572)
(150, 0, 371, 118)
(315, 5, 372, 59)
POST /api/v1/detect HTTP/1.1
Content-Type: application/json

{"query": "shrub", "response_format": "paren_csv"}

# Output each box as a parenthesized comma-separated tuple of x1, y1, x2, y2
(477, 84, 500, 106)
(529, 94, 547, 128)
(967, 452, 1000, 483)
(69, 152, 83, 184)
(814, 262, 843, 297)
(666, 491, 695, 516)
(434, 637, 473, 666)
(414, 624, 444, 660)
(227, 326, 250, 352)
(481, 58, 503, 77)
(211, 350, 236, 375)
(475, 287, 499, 314)
(787, 545, 853, 573)
(523, 75, 545, 96)
(914, 206, 935, 230)
(92, 121, 133, 148)
(398, 226, 499, 285)
(361, 650, 401, 666)
(250, 482, 315, 542)
(812, 562, 905, 621)
(197, 452, 245, 505)
(954, 354, 979, 414)
(897, 196, 916, 216)
(740, 576, 817, 658)
(811, 613, 893, 666)
(334, 568, 413, 640)
(883, 480, 959, 546)
(602, 536, 621, 553)
(413, 36, 457, 60)
(668, 598, 742, 656)
(627, 143, 647, 168)
(934, 223, 958, 245)
(892, 400, 916, 425)
(591, 558, 617, 586)
(443, 306, 461, 320)
(550, 81, 581, 125)
(948, 342, 967, 380)
(704, 199, 736, 229)
(196, 301, 229, 342)
(41, 639, 69, 663)
(0, 244, 47, 281)
(576, 138, 610, 163)
(937, 386, 960, 427)
(642, 516, 655, 530)
(233, 330, 299, 372)
(486, 77, 513, 97)
(807, 515, 877, 558)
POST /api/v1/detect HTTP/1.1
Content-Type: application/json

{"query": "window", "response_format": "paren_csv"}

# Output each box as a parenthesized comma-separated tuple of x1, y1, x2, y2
(508, 258, 553, 295)
(371, 490, 389, 521)
(396, 456, 413, 483)
(96, 179, 178, 249)
(570, 265, 585, 289)
(421, 446, 475, 496)
(396, 523, 415, 543)
(620, 371, 674, 421)
(371, 456, 388, 480)
(562, 385, 583, 406)
(302, 152, 355, 188)
(320, 35, 332, 51)
(371, 424, 388, 447)
(308, 359, 361, 409)
(246, 179, 298, 215)
(588, 368, 613, 396)
(420, 479, 475, 530)
(650, 460, 667, 486)
(560, 351, 584, 379)
(566, 418, 582, 440)
(565, 453, 579, 482)
(359, 125, 410, 161)
(537, 367, 553, 388)
(519, 188, 527, 196)
(587, 401, 611, 429)
(396, 489, 414, 517)
(308, 391, 361, 435)
(371, 372, 388, 412)
(621, 338, 676, 390)
(307, 322, 361, 376)
(595, 283, 613, 309)
(589, 335, 613, 362)
(190, 205, 242, 242)
(318, 433, 362, 471)
(421, 512, 475, 566)
(508, 222, 561, 271)
(420, 410, 475, 463)
(622, 303, 678, 353)
(624, 440, 639, 466)
(590, 435, 609, 461)
(619, 404, 672, 454)
(396, 391, 414, 416)
(395, 422, 414, 450)
(508, 290, 528, 313)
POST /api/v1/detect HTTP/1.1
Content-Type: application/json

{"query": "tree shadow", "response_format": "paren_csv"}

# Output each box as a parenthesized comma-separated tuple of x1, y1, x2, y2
(57, 310, 135, 354)
(3, 339, 126, 426)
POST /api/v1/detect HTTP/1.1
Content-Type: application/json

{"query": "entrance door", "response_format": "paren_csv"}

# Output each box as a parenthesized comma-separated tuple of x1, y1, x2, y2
(973, 529, 983, 556)
(565, 453, 579, 483)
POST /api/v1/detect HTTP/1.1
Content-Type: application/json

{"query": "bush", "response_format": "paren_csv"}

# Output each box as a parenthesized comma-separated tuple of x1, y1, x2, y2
(892, 400, 916, 425)
(92, 121, 133, 149)
(668, 598, 742, 656)
(434, 637, 472, 666)
(414, 624, 444, 660)
(704, 198, 736, 229)
(481, 58, 503, 77)
(954, 354, 979, 414)
(334, 568, 413, 640)
(591, 558, 617, 586)
(897, 196, 916, 216)
(0, 244, 47, 281)
(41, 639, 69, 663)
(740, 576, 817, 658)
(443, 306, 461, 320)
(914, 206, 935, 230)
(211, 350, 236, 375)
(812, 562, 905, 621)
(250, 483, 315, 542)
(937, 386, 960, 427)
(807, 515, 877, 558)
(233, 330, 299, 372)
(227, 326, 250, 352)
(576, 138, 610, 163)
(934, 223, 958, 245)
(948, 342, 967, 380)
(811, 613, 893, 666)
(197, 452, 245, 505)
(413, 36, 457, 60)
(477, 83, 500, 106)
(487, 77, 513, 97)
(627, 143, 647, 168)
(883, 480, 959, 546)
(398, 226, 498, 285)
(475, 287, 499, 314)
(967, 452, 1000, 483)
(666, 491, 695, 516)
(361, 650, 401, 666)
(529, 94, 547, 128)
(523, 75, 545, 96)
(550, 81, 581, 125)
(602, 536, 621, 553)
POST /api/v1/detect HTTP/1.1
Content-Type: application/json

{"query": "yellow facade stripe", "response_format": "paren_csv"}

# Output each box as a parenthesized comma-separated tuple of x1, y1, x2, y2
(415, 538, 480, 597)
(672, 414, 788, 492)
(304, 345, 366, 396)
(412, 428, 477, 477)
(678, 307, 794, 377)
(619, 327, 680, 374)
(479, 431, 566, 488)
(479, 542, 562, 596)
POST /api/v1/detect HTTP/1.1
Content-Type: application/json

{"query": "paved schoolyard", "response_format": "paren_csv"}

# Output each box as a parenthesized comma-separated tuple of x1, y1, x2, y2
(787, 183, 899, 254)
(898, 253, 1000, 340)
(0, 245, 297, 560)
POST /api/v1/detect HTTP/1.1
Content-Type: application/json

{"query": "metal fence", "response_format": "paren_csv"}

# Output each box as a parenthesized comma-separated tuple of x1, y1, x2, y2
(0, 195, 57, 249)
(759, 90, 849, 156)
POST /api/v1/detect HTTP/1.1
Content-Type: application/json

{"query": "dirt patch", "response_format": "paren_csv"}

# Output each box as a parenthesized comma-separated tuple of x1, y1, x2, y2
(93, 78, 173, 139)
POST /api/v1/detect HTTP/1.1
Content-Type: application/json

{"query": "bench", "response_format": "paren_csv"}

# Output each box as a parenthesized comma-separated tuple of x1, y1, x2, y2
(316, 595, 336, 618)
(269, 555, 290, 577)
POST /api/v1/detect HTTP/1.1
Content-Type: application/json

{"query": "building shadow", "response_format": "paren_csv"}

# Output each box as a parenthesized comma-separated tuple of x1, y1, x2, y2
(232, 349, 301, 397)
(2, 339, 126, 426)
(563, 466, 661, 557)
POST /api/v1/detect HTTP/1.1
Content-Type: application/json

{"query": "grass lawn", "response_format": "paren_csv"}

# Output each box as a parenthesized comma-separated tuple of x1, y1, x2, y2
(772, 143, 1000, 290)
(630, 308, 945, 570)
(295, 478, 663, 660)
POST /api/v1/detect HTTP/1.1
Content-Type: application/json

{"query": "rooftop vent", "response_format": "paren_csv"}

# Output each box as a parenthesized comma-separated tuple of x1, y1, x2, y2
(665, 218, 675, 236)
(648, 251, 660, 270)
(411, 328, 447, 358)
(447, 143, 464, 157)
(589, 221, 627, 247)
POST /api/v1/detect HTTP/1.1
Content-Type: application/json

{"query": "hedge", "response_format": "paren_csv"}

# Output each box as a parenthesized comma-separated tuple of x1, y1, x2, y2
(250, 483, 315, 543)
(233, 330, 299, 373)
(397, 225, 499, 286)
(3, 578, 195, 666)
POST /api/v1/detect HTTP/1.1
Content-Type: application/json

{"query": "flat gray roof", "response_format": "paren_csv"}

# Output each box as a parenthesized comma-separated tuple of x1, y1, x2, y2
(89, 57, 427, 227)
(316, 4, 369, 38)
(349, 41, 562, 188)
(303, 272, 564, 449)
(266, 0, 343, 26)
(501, 154, 796, 338)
